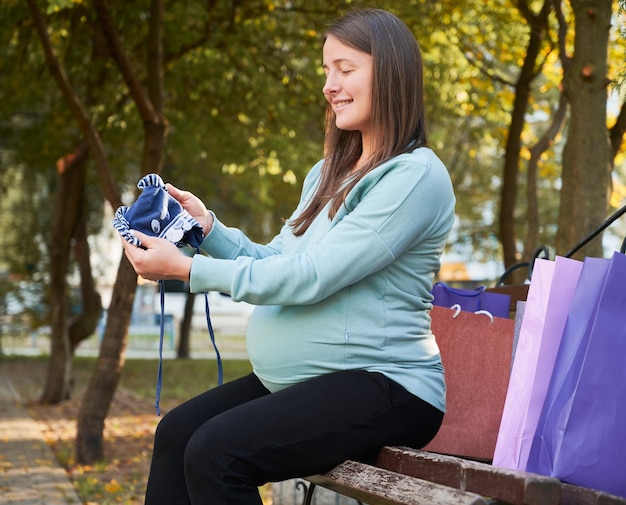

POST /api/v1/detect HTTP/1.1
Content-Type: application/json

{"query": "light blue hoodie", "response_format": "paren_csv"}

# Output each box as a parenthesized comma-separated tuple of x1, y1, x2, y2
(190, 147, 455, 411)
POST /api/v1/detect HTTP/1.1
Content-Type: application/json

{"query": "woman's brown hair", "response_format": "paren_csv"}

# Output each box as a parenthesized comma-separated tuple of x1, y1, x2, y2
(290, 8, 428, 236)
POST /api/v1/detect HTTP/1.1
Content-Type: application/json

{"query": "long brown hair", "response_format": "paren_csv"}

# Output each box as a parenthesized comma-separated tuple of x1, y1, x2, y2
(290, 8, 428, 236)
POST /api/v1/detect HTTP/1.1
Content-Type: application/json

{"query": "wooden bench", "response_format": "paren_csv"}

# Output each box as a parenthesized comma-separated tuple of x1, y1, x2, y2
(303, 446, 626, 505)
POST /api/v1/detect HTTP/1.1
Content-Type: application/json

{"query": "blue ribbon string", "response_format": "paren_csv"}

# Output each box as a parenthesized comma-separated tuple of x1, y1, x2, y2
(155, 280, 165, 415)
(154, 283, 223, 416)
(205, 292, 223, 386)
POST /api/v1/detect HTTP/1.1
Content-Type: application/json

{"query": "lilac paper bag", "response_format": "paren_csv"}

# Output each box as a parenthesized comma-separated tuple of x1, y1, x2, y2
(492, 256, 583, 471)
(526, 257, 610, 476)
(539, 252, 626, 497)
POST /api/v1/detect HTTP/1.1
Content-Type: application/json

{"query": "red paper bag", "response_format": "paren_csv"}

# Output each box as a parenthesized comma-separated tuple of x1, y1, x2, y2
(424, 305, 515, 461)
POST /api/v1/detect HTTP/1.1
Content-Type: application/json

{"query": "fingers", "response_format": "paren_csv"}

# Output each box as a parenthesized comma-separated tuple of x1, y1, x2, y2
(121, 232, 191, 282)
(166, 183, 195, 209)
(131, 230, 152, 247)
(121, 233, 158, 280)
(165, 182, 182, 197)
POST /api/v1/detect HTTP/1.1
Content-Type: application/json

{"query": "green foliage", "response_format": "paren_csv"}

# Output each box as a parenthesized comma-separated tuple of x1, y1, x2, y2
(3, 0, 625, 289)
(160, 0, 335, 239)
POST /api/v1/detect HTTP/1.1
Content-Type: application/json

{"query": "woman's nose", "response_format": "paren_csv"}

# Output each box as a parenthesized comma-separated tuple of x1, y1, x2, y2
(323, 74, 339, 95)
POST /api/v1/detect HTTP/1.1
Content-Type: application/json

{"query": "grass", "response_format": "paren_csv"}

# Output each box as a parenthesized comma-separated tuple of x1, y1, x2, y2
(119, 356, 253, 405)
(1, 353, 253, 405)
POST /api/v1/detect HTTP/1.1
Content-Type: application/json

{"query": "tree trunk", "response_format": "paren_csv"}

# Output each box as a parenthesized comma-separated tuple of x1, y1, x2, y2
(555, 0, 613, 258)
(177, 291, 196, 359)
(76, 255, 137, 464)
(499, 0, 552, 278)
(41, 145, 89, 404)
(76, 0, 166, 464)
(69, 212, 103, 354)
(522, 94, 568, 260)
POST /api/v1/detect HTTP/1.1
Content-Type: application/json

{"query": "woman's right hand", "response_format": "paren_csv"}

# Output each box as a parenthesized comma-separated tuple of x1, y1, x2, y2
(166, 183, 214, 237)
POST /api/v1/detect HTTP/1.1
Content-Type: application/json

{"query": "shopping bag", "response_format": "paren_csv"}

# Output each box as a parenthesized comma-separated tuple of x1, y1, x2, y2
(526, 256, 610, 476)
(424, 305, 515, 460)
(512, 300, 526, 367)
(529, 252, 626, 497)
(431, 282, 511, 319)
(492, 256, 583, 471)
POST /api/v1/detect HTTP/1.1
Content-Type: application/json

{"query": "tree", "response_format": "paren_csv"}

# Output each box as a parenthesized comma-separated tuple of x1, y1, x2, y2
(500, 0, 555, 271)
(76, 0, 168, 463)
(42, 142, 103, 402)
(26, 0, 127, 413)
(177, 290, 196, 359)
(554, 0, 613, 258)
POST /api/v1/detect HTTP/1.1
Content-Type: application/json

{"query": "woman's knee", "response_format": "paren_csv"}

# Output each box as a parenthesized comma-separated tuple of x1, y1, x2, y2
(153, 403, 197, 451)
(183, 421, 231, 484)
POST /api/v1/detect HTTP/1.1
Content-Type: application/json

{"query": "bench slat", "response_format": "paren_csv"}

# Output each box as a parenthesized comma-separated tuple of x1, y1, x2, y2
(307, 460, 488, 505)
(377, 447, 561, 505)
(560, 483, 626, 505)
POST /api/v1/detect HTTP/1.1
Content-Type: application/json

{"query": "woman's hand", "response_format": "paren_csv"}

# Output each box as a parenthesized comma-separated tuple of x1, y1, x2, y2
(166, 183, 214, 237)
(122, 231, 193, 282)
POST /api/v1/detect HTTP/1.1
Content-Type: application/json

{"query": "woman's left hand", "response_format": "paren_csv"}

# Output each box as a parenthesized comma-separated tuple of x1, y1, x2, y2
(122, 231, 193, 282)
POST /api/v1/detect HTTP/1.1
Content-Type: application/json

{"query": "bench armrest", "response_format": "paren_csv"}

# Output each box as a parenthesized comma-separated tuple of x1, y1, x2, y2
(377, 447, 561, 505)
(307, 460, 488, 505)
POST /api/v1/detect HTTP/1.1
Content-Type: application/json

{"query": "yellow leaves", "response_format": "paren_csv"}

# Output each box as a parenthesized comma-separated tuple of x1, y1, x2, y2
(223, 151, 289, 179)
(237, 112, 251, 125)
(0, 454, 12, 471)
(104, 478, 122, 493)
(610, 177, 626, 207)
(456, 90, 469, 103)
(46, 0, 84, 14)
(283, 170, 297, 185)
(222, 163, 245, 175)
(279, 127, 296, 139)
(265, 151, 281, 176)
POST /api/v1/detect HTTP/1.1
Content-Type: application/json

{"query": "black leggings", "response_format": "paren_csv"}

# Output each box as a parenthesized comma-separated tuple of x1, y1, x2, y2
(144, 370, 443, 505)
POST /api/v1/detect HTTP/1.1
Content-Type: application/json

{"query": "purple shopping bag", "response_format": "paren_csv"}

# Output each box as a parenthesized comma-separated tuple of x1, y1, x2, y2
(431, 282, 511, 319)
(531, 252, 626, 497)
(526, 257, 611, 477)
(492, 256, 583, 471)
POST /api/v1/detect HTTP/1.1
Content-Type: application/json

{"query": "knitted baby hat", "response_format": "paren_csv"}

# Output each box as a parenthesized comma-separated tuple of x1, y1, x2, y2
(112, 173, 204, 249)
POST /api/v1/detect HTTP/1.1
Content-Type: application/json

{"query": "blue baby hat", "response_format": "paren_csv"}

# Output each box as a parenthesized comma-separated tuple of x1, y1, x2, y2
(112, 173, 204, 249)
(113, 174, 222, 415)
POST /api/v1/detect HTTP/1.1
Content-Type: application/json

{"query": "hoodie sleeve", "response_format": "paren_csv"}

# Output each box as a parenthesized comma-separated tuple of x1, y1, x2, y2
(189, 151, 455, 305)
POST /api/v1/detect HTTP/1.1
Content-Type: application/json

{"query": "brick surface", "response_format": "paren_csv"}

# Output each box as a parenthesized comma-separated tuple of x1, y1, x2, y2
(0, 376, 81, 504)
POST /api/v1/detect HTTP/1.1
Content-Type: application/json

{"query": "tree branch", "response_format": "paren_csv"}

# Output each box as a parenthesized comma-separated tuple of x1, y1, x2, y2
(25, 0, 122, 209)
(92, 0, 159, 125)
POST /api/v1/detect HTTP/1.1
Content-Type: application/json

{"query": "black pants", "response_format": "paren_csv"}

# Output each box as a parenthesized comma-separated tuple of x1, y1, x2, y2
(144, 370, 443, 505)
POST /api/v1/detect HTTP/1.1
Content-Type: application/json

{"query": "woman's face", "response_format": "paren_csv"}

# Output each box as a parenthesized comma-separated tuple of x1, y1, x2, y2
(322, 35, 374, 136)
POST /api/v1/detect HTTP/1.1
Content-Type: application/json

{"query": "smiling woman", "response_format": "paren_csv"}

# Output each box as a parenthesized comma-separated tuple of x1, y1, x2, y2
(121, 8, 455, 505)
(322, 35, 374, 143)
